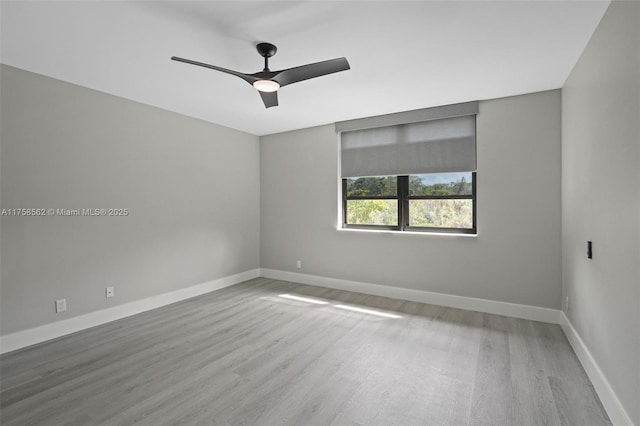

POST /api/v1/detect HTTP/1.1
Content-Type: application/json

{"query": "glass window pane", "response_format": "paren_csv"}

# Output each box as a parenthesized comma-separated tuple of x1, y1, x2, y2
(346, 199, 398, 226)
(409, 199, 473, 229)
(346, 176, 397, 197)
(409, 172, 472, 196)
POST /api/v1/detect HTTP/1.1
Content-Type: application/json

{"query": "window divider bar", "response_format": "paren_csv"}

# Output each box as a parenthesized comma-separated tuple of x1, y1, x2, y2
(472, 171, 477, 232)
(399, 175, 409, 231)
(406, 195, 473, 200)
(342, 179, 348, 227)
(345, 196, 399, 200)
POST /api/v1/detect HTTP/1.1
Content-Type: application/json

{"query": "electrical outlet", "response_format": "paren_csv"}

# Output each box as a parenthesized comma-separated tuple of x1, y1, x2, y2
(564, 296, 569, 311)
(106, 286, 115, 298)
(55, 298, 67, 313)
(296, 260, 302, 269)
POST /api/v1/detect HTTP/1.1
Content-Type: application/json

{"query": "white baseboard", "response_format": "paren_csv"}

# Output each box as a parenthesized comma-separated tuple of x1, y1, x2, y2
(260, 268, 562, 324)
(560, 312, 634, 426)
(0, 268, 260, 354)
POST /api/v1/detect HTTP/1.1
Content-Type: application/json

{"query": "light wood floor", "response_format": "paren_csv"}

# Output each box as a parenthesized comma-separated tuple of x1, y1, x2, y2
(1, 278, 610, 425)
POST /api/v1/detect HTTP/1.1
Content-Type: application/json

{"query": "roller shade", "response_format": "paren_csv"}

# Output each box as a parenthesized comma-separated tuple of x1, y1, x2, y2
(338, 102, 477, 178)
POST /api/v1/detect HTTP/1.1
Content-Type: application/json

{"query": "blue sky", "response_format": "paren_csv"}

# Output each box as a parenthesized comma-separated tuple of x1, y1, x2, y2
(419, 172, 471, 185)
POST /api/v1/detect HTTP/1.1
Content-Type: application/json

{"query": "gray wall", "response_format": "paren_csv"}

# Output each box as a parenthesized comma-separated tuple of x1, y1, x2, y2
(261, 90, 561, 309)
(561, 1, 640, 423)
(0, 65, 261, 334)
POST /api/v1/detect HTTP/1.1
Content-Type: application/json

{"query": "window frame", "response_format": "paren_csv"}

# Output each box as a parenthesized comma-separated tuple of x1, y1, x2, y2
(342, 172, 477, 234)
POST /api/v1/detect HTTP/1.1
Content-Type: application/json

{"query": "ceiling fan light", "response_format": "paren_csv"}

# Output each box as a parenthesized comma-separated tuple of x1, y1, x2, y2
(253, 79, 280, 92)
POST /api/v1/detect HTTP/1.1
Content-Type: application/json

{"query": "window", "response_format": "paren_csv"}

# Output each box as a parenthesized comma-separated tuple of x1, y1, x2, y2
(344, 176, 398, 226)
(342, 172, 476, 233)
(336, 101, 478, 235)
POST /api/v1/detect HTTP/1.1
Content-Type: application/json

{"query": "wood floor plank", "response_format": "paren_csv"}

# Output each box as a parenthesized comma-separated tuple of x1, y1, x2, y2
(469, 314, 515, 426)
(532, 322, 611, 426)
(0, 279, 611, 425)
(507, 318, 561, 426)
(362, 307, 455, 425)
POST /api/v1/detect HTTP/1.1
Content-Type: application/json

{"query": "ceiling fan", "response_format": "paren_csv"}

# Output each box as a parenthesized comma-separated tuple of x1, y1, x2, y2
(172, 43, 350, 108)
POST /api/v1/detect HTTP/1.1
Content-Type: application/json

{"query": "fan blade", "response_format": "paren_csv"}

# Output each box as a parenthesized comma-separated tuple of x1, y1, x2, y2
(259, 90, 279, 108)
(273, 57, 350, 87)
(171, 56, 257, 85)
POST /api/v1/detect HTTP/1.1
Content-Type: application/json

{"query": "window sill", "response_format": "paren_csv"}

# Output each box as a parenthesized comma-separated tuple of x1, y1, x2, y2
(336, 227, 477, 238)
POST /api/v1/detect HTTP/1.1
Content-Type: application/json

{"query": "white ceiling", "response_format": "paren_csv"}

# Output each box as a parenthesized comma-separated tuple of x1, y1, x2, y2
(1, 1, 609, 136)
